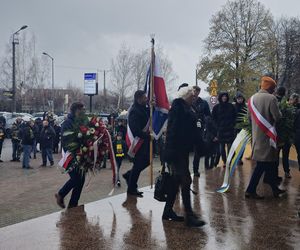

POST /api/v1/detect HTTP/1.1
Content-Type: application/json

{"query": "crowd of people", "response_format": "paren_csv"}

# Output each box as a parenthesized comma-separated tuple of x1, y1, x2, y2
(119, 76, 300, 227)
(0, 112, 61, 169)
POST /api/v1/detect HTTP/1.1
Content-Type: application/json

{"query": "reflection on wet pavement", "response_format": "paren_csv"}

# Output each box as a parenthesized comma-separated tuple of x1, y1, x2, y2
(1, 160, 300, 249)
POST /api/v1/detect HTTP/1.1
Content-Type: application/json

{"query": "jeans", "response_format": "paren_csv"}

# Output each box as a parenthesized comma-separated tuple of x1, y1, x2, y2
(22, 145, 32, 168)
(12, 141, 21, 160)
(31, 139, 37, 157)
(246, 161, 278, 194)
(59, 169, 86, 208)
(124, 151, 149, 191)
(276, 143, 291, 174)
(165, 154, 193, 215)
(42, 147, 54, 165)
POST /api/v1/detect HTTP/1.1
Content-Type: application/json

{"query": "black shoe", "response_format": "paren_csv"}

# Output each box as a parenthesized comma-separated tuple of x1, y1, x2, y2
(162, 209, 184, 222)
(127, 190, 143, 197)
(245, 192, 264, 199)
(11, 159, 16, 162)
(0, 159, 3, 162)
(55, 193, 65, 208)
(50, 161, 54, 166)
(117, 180, 121, 187)
(40, 164, 46, 167)
(136, 190, 144, 195)
(33, 156, 36, 159)
(194, 172, 200, 177)
(273, 189, 286, 198)
(185, 214, 206, 227)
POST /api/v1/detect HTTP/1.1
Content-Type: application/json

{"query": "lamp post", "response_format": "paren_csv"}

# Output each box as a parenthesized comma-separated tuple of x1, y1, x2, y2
(12, 25, 28, 113)
(42, 52, 54, 111)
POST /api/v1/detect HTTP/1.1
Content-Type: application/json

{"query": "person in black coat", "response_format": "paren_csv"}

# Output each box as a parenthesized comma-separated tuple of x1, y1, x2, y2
(0, 122, 6, 162)
(212, 92, 236, 168)
(290, 94, 300, 170)
(123, 90, 150, 197)
(31, 119, 41, 159)
(53, 121, 61, 154)
(19, 119, 35, 169)
(55, 102, 86, 209)
(164, 84, 205, 227)
(192, 85, 211, 176)
(233, 91, 247, 165)
(40, 120, 56, 167)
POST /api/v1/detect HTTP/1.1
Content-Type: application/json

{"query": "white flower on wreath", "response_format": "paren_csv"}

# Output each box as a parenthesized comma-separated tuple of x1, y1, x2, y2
(77, 132, 83, 138)
(90, 128, 95, 134)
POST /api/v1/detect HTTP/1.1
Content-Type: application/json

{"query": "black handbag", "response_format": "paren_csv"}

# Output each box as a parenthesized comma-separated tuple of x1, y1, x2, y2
(154, 165, 172, 202)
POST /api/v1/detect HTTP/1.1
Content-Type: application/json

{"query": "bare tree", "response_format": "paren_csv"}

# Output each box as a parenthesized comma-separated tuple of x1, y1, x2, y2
(131, 49, 149, 90)
(111, 43, 134, 110)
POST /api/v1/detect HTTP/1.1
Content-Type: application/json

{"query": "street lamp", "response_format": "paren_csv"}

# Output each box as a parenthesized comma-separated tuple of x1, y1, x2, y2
(42, 52, 54, 90)
(12, 25, 28, 112)
(42, 52, 54, 112)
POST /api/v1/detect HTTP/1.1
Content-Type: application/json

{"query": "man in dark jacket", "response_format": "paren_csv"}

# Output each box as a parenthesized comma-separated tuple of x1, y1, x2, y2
(212, 92, 236, 167)
(11, 117, 22, 162)
(55, 102, 86, 209)
(0, 122, 5, 162)
(123, 90, 150, 197)
(290, 94, 300, 170)
(20, 119, 35, 169)
(163, 84, 205, 227)
(31, 119, 41, 159)
(40, 120, 56, 167)
(192, 85, 211, 176)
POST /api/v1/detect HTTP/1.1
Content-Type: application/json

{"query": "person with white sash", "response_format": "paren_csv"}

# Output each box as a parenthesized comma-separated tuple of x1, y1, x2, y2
(245, 76, 286, 199)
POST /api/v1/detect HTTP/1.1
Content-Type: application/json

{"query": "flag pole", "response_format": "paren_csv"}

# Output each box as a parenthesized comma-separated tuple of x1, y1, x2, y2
(149, 35, 155, 189)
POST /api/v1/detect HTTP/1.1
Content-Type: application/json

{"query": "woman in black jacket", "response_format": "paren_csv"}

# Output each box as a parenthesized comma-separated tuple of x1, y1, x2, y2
(164, 84, 205, 227)
(212, 92, 236, 168)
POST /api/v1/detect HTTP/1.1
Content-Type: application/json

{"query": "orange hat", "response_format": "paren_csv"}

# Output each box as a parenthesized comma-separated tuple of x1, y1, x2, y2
(260, 76, 276, 90)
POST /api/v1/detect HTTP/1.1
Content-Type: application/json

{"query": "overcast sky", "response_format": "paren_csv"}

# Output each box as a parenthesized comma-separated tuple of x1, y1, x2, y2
(1, 0, 300, 97)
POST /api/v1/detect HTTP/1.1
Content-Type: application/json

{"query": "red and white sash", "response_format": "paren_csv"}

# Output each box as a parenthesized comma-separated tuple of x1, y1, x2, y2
(248, 96, 277, 148)
(126, 120, 150, 158)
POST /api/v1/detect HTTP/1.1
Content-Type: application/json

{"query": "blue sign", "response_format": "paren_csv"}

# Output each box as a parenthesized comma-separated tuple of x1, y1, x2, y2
(84, 73, 98, 95)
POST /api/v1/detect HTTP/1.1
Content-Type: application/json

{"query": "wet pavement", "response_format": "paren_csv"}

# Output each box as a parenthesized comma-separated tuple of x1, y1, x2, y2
(1, 158, 300, 250)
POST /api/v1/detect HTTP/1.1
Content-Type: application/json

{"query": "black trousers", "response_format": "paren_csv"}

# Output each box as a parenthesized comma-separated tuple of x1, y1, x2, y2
(296, 139, 300, 168)
(276, 143, 291, 174)
(219, 142, 232, 164)
(246, 161, 278, 194)
(124, 151, 149, 191)
(0, 140, 3, 157)
(116, 157, 123, 181)
(193, 147, 201, 173)
(59, 169, 86, 207)
(165, 154, 193, 215)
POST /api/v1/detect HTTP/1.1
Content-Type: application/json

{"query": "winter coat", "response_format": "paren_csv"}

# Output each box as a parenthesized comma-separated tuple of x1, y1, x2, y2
(11, 121, 22, 143)
(128, 102, 150, 157)
(212, 92, 236, 143)
(192, 97, 211, 122)
(164, 98, 197, 164)
(61, 114, 76, 151)
(20, 123, 34, 146)
(54, 125, 61, 145)
(40, 125, 56, 149)
(294, 107, 300, 145)
(250, 89, 282, 162)
(32, 124, 41, 142)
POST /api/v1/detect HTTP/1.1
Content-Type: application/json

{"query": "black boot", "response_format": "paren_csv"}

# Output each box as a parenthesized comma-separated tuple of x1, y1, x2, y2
(273, 188, 286, 198)
(185, 213, 206, 227)
(162, 208, 184, 222)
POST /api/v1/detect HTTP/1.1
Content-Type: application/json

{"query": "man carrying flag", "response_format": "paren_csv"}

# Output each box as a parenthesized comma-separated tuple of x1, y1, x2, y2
(245, 76, 286, 199)
(124, 90, 150, 197)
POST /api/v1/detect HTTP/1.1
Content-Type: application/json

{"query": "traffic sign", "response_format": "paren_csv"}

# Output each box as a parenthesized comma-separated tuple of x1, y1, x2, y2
(84, 73, 98, 95)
